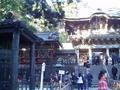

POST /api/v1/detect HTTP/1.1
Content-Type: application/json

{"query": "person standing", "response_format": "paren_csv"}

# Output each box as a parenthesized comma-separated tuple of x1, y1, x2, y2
(105, 54, 108, 65)
(98, 70, 108, 90)
(82, 72, 87, 90)
(86, 71, 93, 88)
(111, 65, 118, 80)
(71, 72, 78, 89)
(112, 53, 118, 65)
(77, 73, 84, 90)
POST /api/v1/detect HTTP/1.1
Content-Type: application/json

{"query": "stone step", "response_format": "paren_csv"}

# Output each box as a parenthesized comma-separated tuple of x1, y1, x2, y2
(75, 64, 120, 89)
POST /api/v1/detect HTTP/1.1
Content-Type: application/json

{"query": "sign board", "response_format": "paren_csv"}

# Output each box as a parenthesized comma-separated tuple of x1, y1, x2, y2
(42, 62, 46, 72)
(59, 70, 65, 75)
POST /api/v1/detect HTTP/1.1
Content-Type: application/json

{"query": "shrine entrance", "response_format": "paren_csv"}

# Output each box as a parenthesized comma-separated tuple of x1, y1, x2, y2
(109, 48, 119, 56)
(79, 49, 88, 65)
(92, 49, 106, 65)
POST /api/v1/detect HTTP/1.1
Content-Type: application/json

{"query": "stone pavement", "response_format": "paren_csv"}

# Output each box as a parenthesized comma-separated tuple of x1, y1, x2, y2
(88, 87, 112, 90)
(74, 87, 112, 90)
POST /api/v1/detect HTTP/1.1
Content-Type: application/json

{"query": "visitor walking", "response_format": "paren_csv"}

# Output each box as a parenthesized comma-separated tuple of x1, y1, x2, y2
(82, 72, 87, 90)
(86, 71, 93, 88)
(111, 65, 118, 80)
(112, 53, 118, 65)
(71, 72, 77, 89)
(77, 73, 84, 90)
(98, 70, 108, 90)
(105, 54, 108, 65)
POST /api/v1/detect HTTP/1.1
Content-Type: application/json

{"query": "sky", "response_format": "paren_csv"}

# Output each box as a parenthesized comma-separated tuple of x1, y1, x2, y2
(46, 0, 120, 10)
(72, 0, 120, 18)
(83, 0, 120, 10)
(79, 0, 120, 17)
(46, 0, 120, 18)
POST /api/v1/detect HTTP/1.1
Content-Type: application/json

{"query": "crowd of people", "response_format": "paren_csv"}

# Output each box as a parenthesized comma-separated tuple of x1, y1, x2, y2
(48, 52, 120, 90)
(49, 69, 93, 90)
(91, 52, 120, 65)
(76, 71, 93, 90)
(48, 65, 120, 90)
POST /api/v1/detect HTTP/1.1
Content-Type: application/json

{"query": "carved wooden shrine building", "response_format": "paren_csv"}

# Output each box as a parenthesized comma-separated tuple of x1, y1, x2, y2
(65, 12, 120, 65)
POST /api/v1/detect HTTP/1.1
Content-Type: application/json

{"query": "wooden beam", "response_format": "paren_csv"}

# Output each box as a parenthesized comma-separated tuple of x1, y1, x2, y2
(21, 32, 35, 43)
(30, 43, 36, 90)
(0, 28, 14, 33)
(11, 31, 20, 90)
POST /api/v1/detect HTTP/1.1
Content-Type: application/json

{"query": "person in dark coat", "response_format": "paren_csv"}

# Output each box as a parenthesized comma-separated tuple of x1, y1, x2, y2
(82, 72, 87, 90)
(86, 71, 93, 88)
(105, 55, 108, 65)
(111, 65, 118, 80)
(71, 72, 78, 89)
(112, 53, 118, 65)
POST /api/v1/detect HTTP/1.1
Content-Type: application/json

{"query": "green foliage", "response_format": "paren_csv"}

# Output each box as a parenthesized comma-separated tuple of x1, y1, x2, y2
(0, 0, 38, 32)
(59, 32, 68, 43)
(0, 0, 65, 33)
(0, 0, 25, 19)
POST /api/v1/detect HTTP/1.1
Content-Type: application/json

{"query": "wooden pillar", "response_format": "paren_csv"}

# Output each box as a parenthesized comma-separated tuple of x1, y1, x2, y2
(119, 48, 120, 57)
(11, 31, 20, 90)
(75, 49, 80, 64)
(30, 43, 35, 90)
(88, 48, 92, 64)
(75, 49, 83, 66)
(106, 48, 111, 64)
(106, 48, 110, 57)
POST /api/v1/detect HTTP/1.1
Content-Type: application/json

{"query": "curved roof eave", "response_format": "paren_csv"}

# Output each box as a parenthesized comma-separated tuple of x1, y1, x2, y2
(0, 20, 43, 43)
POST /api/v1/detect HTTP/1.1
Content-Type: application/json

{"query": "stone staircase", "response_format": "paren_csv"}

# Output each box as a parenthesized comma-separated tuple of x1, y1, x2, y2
(87, 64, 120, 87)
(89, 65, 104, 87)
(106, 64, 120, 80)
(75, 64, 120, 87)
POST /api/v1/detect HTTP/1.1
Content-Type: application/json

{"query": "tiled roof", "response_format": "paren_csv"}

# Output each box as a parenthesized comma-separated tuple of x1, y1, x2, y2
(35, 32, 59, 41)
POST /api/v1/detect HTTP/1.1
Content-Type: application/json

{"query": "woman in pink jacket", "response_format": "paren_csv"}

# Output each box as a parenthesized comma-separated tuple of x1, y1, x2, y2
(98, 70, 108, 90)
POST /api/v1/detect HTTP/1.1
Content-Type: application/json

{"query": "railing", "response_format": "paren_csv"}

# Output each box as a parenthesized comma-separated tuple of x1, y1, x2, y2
(103, 64, 113, 89)
(18, 81, 61, 90)
(103, 64, 110, 77)
(18, 81, 29, 90)
(61, 83, 71, 90)
(110, 80, 120, 90)
(43, 82, 59, 90)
